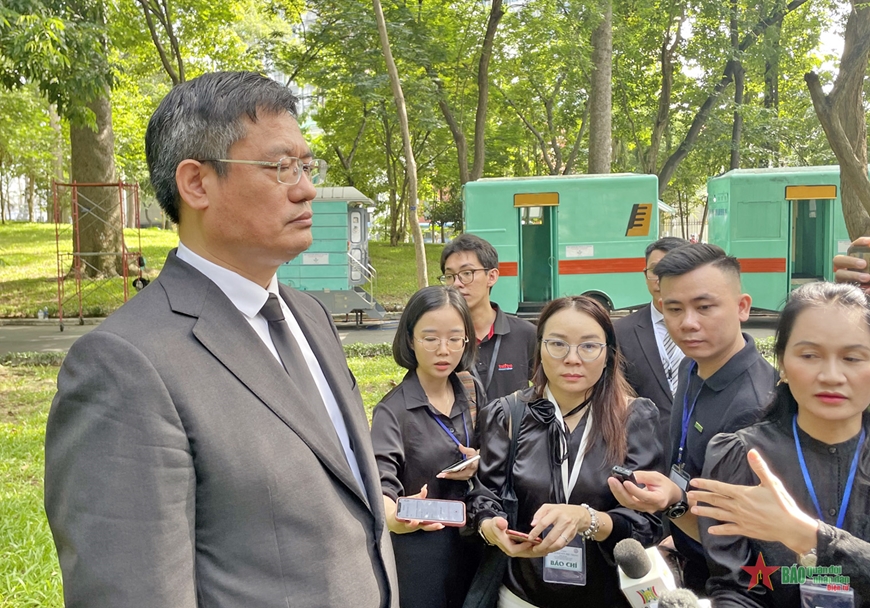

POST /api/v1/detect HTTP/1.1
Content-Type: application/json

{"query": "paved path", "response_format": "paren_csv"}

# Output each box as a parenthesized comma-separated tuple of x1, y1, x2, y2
(0, 316, 777, 356)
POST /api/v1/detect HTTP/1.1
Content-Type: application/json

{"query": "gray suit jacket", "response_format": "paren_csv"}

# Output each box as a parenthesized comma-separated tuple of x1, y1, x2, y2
(45, 251, 399, 608)
(614, 304, 674, 451)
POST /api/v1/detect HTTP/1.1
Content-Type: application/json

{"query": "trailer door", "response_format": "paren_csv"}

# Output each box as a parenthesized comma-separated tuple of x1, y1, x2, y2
(517, 196, 558, 304)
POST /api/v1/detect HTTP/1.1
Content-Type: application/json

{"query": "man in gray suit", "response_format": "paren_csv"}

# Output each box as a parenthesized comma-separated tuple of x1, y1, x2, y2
(614, 236, 688, 449)
(44, 72, 399, 608)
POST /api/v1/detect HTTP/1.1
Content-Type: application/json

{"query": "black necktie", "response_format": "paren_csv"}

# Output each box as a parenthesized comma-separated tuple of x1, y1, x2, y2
(259, 293, 338, 439)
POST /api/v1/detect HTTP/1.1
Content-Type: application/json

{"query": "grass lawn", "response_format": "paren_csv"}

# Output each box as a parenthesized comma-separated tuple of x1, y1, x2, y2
(0, 353, 403, 606)
(0, 222, 442, 318)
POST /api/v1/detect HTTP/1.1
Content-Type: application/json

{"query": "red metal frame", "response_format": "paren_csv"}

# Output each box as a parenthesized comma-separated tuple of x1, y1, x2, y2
(52, 181, 142, 331)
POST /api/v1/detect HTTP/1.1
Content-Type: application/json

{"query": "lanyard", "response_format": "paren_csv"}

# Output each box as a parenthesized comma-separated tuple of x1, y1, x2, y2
(677, 361, 703, 466)
(473, 333, 503, 394)
(547, 386, 593, 503)
(792, 415, 865, 528)
(428, 410, 470, 458)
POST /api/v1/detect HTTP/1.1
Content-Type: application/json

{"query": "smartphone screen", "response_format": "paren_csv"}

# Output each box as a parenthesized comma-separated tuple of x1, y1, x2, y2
(396, 498, 466, 526)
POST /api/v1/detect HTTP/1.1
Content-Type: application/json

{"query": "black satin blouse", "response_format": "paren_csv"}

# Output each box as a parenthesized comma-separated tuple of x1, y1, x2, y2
(468, 388, 664, 607)
(700, 412, 870, 607)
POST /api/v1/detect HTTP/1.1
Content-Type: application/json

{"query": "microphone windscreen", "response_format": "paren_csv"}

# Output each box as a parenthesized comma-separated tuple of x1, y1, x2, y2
(613, 538, 652, 579)
(657, 588, 702, 608)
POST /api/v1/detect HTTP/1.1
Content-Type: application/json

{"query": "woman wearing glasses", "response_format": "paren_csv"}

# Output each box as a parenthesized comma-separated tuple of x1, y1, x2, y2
(371, 286, 482, 608)
(470, 296, 663, 607)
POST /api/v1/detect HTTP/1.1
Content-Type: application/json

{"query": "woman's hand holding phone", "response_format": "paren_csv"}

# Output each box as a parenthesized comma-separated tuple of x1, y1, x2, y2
(383, 485, 445, 534)
(480, 517, 549, 559)
(436, 445, 480, 480)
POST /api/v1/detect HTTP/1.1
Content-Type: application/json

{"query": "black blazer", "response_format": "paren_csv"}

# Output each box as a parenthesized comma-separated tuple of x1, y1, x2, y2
(614, 304, 674, 451)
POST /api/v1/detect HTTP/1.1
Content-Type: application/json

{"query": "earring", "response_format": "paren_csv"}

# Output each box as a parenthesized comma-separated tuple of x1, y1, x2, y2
(777, 376, 788, 386)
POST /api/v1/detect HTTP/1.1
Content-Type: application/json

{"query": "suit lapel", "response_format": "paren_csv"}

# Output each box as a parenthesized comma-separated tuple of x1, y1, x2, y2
(280, 286, 380, 513)
(159, 254, 368, 509)
(634, 305, 672, 398)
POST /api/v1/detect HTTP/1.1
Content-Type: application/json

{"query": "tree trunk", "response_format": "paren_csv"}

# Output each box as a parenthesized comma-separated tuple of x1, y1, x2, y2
(762, 23, 781, 166)
(647, 15, 682, 174)
(469, 0, 505, 182)
(26, 174, 35, 221)
(70, 93, 122, 277)
(373, 0, 427, 288)
(49, 104, 69, 223)
(729, 0, 743, 171)
(805, 0, 870, 240)
(587, 0, 612, 174)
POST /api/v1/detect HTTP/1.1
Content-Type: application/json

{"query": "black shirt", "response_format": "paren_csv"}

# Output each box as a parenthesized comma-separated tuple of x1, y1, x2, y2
(700, 413, 870, 607)
(667, 333, 777, 588)
(469, 388, 664, 607)
(474, 303, 537, 401)
(371, 370, 478, 502)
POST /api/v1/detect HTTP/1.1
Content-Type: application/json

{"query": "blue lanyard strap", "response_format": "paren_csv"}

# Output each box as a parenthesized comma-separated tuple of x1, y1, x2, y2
(677, 361, 702, 466)
(428, 410, 469, 459)
(793, 415, 865, 528)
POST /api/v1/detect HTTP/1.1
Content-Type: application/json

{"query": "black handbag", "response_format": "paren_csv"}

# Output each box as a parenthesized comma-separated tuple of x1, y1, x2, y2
(462, 391, 525, 608)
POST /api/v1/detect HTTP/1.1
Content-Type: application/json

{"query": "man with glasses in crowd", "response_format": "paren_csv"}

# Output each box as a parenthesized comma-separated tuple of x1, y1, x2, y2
(439, 234, 536, 401)
(615, 236, 688, 449)
(44, 72, 398, 608)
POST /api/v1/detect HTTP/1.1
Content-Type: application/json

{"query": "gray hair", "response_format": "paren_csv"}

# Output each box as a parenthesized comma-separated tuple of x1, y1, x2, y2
(145, 71, 299, 224)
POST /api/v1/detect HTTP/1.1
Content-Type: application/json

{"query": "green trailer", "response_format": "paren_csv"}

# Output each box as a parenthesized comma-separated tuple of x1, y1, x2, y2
(707, 166, 856, 311)
(463, 174, 661, 313)
(277, 186, 386, 319)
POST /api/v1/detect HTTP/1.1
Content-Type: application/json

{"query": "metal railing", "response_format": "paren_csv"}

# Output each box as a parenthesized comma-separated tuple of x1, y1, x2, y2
(347, 252, 378, 306)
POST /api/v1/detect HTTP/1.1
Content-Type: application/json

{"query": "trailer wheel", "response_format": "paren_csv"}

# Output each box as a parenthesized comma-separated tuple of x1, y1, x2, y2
(584, 293, 613, 312)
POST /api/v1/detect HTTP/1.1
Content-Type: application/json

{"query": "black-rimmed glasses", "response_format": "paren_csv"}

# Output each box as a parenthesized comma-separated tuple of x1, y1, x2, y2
(438, 268, 490, 286)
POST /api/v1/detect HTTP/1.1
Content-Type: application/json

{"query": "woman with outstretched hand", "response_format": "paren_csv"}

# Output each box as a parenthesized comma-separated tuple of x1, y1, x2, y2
(469, 296, 663, 607)
(693, 281, 870, 606)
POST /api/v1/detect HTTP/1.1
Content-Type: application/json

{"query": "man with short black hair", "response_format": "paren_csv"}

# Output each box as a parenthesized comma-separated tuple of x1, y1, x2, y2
(615, 236, 689, 447)
(439, 234, 536, 400)
(608, 243, 777, 595)
(45, 72, 398, 608)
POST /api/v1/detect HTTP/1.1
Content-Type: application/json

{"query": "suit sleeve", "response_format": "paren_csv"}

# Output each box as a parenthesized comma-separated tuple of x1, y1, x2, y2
(44, 331, 197, 608)
(371, 399, 405, 502)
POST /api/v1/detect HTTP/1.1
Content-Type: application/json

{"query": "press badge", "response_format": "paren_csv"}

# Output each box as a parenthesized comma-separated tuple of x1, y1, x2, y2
(800, 583, 855, 608)
(543, 536, 586, 586)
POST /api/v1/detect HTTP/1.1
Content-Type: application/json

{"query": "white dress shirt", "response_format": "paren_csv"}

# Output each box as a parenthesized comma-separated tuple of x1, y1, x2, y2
(176, 243, 366, 494)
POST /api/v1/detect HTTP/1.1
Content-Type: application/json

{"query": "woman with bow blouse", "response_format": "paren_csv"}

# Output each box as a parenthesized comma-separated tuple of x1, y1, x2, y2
(469, 295, 664, 607)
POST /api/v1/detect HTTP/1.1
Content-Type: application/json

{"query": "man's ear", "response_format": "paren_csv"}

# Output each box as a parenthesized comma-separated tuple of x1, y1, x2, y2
(737, 292, 752, 322)
(486, 267, 500, 288)
(176, 159, 210, 212)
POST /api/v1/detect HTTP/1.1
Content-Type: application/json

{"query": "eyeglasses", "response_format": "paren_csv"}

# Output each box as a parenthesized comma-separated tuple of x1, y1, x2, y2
(415, 336, 469, 352)
(643, 267, 659, 281)
(541, 339, 607, 362)
(439, 268, 490, 286)
(199, 157, 327, 186)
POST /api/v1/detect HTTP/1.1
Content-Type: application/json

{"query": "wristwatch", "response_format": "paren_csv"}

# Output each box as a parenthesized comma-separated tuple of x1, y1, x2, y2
(664, 489, 689, 519)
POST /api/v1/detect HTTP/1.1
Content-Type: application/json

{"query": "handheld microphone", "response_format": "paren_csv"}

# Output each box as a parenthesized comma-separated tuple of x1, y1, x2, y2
(657, 588, 711, 608)
(614, 538, 677, 608)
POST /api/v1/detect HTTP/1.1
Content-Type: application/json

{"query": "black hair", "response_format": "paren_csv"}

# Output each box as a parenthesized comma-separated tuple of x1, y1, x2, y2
(763, 281, 870, 424)
(653, 243, 741, 280)
(531, 296, 634, 465)
(440, 233, 498, 274)
(145, 71, 300, 224)
(393, 286, 477, 372)
(645, 237, 690, 261)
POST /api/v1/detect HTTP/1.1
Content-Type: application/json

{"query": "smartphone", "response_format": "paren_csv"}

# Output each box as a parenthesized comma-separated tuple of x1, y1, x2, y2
(611, 465, 646, 489)
(505, 529, 543, 545)
(440, 454, 481, 474)
(847, 244, 870, 268)
(395, 497, 466, 527)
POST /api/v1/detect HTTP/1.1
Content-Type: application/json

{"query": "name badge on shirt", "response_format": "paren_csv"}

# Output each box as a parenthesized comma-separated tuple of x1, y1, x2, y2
(543, 536, 586, 586)
(800, 583, 855, 608)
